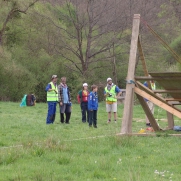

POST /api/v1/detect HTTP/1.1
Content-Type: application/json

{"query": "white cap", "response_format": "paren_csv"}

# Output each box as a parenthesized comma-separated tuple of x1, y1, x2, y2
(52, 75, 58, 79)
(83, 83, 88, 87)
(107, 77, 112, 82)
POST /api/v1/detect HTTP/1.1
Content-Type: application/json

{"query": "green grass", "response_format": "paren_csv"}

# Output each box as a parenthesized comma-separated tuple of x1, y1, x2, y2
(0, 101, 181, 180)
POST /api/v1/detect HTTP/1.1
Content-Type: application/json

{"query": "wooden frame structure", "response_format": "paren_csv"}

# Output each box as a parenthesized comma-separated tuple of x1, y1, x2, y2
(120, 14, 181, 134)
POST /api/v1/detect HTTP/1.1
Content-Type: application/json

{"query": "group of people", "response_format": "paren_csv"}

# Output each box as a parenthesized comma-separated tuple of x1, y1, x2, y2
(45, 76, 71, 124)
(45, 74, 156, 128)
(45, 75, 122, 128)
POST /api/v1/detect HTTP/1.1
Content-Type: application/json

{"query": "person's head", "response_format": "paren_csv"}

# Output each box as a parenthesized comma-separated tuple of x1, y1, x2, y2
(61, 77, 66, 84)
(83, 83, 88, 90)
(107, 77, 112, 85)
(148, 74, 154, 83)
(51, 75, 58, 83)
(91, 84, 98, 92)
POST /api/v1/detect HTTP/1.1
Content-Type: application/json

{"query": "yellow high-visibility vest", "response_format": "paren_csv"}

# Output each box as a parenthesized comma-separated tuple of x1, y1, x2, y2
(105, 85, 117, 102)
(47, 82, 58, 102)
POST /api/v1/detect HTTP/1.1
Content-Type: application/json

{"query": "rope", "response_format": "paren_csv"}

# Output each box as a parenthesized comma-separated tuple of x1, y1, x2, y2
(140, 17, 181, 64)
(0, 134, 116, 150)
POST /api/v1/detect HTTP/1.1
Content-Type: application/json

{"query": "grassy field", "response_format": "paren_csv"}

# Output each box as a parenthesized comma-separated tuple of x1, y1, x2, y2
(0, 101, 181, 181)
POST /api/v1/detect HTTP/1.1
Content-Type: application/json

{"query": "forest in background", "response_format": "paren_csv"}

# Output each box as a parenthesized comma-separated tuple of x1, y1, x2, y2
(1, 0, 181, 102)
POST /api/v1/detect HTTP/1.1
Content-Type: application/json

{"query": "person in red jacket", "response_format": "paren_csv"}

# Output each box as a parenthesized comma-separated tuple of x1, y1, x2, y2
(77, 83, 90, 123)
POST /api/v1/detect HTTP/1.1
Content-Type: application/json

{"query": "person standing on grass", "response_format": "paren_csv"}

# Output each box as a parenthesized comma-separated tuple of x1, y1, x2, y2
(144, 79, 156, 127)
(77, 83, 90, 123)
(104, 77, 122, 123)
(45, 75, 58, 124)
(58, 77, 71, 124)
(88, 85, 98, 128)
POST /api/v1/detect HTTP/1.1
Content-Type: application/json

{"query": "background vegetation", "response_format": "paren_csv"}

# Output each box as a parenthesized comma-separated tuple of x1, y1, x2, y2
(1, 0, 181, 102)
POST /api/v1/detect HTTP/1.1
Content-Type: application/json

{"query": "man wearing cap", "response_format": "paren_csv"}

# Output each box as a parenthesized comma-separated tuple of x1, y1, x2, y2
(104, 78, 122, 123)
(77, 83, 90, 123)
(58, 77, 71, 124)
(45, 75, 58, 124)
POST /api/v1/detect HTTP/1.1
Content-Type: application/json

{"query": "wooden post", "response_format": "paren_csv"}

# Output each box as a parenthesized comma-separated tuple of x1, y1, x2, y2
(167, 112, 174, 129)
(121, 14, 140, 134)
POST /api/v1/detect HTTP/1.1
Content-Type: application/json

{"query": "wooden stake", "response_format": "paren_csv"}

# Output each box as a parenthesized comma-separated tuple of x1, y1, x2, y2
(121, 14, 140, 134)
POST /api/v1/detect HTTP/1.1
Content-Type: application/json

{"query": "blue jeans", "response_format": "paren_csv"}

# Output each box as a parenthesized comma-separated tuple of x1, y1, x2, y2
(89, 110, 97, 126)
(46, 102, 57, 124)
(81, 102, 89, 122)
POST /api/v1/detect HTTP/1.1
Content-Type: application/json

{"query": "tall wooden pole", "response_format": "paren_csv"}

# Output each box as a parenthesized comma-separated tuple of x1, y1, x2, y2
(121, 14, 140, 134)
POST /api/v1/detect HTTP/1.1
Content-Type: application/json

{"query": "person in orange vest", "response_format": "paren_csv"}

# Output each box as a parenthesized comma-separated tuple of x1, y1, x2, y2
(77, 83, 90, 123)
(45, 75, 58, 124)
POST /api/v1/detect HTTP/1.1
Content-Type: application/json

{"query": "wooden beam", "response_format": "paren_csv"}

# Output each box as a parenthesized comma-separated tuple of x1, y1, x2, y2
(136, 81, 169, 104)
(165, 98, 181, 101)
(167, 112, 174, 129)
(121, 14, 140, 134)
(136, 81, 181, 111)
(135, 76, 181, 80)
(167, 101, 181, 105)
(134, 87, 181, 119)
(136, 94, 161, 131)
(153, 90, 181, 93)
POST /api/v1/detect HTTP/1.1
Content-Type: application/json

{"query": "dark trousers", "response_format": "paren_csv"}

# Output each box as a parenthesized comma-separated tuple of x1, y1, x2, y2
(60, 103, 71, 123)
(89, 110, 97, 126)
(81, 102, 89, 122)
(46, 102, 57, 124)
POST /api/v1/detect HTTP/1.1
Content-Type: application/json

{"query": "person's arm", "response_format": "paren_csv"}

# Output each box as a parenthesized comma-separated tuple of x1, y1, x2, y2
(77, 90, 82, 104)
(88, 93, 93, 111)
(68, 87, 71, 102)
(115, 86, 122, 98)
(45, 83, 57, 93)
(45, 84, 52, 92)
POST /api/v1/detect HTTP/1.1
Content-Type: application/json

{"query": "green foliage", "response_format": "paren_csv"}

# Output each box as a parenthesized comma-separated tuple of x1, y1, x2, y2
(0, 0, 179, 102)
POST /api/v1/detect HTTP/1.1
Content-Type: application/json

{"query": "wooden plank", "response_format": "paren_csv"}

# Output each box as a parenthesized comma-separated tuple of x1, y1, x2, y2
(134, 87, 181, 119)
(165, 98, 181, 101)
(136, 94, 160, 131)
(121, 14, 140, 134)
(167, 101, 181, 105)
(167, 112, 174, 129)
(136, 81, 169, 104)
(153, 90, 181, 93)
(135, 76, 181, 80)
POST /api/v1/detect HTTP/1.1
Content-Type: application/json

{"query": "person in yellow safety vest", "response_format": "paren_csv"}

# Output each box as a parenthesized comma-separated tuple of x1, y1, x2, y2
(104, 77, 122, 123)
(144, 79, 156, 127)
(45, 75, 58, 124)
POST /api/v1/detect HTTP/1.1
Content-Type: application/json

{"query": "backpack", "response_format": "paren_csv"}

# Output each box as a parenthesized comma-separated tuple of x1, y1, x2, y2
(26, 94, 36, 106)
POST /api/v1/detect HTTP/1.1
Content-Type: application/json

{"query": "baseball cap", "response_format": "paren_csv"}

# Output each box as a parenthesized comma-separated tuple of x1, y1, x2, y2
(52, 75, 58, 79)
(107, 77, 112, 82)
(83, 83, 88, 87)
